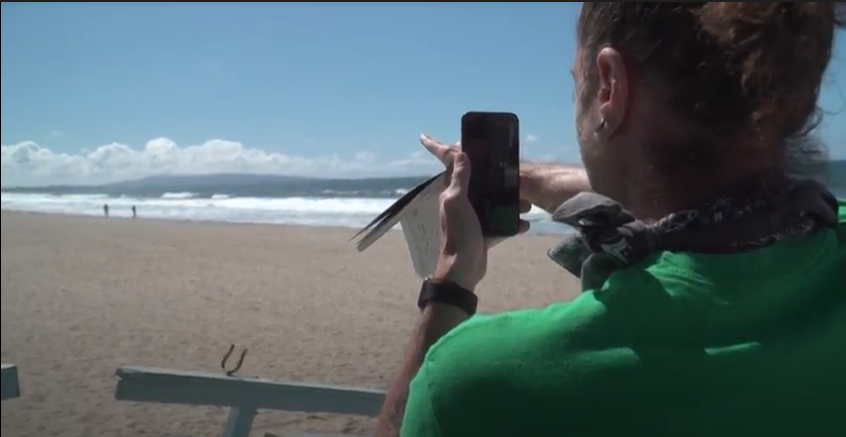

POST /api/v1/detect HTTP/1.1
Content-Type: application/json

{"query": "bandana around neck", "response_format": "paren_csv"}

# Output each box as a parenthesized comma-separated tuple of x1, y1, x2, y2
(547, 171, 840, 291)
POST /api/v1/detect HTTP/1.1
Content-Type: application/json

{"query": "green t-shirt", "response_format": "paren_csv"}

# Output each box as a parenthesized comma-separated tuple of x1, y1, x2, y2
(402, 199, 846, 437)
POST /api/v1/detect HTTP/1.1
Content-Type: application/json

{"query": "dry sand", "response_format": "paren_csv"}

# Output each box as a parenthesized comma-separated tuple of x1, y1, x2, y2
(0, 211, 580, 437)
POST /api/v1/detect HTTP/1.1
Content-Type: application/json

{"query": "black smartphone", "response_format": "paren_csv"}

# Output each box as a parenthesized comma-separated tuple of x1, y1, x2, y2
(460, 111, 521, 237)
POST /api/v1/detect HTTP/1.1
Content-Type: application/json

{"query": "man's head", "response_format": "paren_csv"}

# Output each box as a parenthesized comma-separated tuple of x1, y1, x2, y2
(573, 3, 843, 216)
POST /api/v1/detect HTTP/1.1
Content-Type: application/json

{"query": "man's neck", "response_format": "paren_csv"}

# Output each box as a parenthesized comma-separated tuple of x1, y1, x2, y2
(622, 166, 780, 221)
(620, 128, 784, 220)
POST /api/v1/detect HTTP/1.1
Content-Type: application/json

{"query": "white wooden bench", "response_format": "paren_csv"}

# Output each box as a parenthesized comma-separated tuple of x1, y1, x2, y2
(114, 366, 386, 437)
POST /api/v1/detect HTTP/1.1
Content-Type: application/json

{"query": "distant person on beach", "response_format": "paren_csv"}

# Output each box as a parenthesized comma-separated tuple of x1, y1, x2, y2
(103, 203, 109, 218)
(378, 4, 846, 437)
(131, 205, 137, 218)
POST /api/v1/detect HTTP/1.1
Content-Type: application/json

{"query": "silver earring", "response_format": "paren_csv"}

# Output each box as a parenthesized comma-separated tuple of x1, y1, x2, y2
(594, 118, 607, 133)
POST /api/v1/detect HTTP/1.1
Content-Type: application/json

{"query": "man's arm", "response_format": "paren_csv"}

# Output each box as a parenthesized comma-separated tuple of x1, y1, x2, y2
(375, 154, 587, 436)
(375, 303, 469, 437)
(520, 161, 592, 214)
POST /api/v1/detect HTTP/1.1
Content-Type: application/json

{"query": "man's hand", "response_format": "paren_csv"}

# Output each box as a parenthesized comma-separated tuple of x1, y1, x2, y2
(520, 161, 592, 214)
(420, 135, 530, 291)
(375, 136, 532, 437)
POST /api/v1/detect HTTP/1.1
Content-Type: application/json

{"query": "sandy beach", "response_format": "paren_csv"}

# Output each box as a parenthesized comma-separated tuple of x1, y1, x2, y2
(0, 211, 580, 437)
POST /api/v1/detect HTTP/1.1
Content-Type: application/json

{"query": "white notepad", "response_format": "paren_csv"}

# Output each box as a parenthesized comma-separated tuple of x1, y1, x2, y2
(352, 172, 446, 278)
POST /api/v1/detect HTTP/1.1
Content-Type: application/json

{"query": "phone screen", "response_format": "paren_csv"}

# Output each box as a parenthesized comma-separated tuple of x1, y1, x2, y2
(460, 111, 521, 237)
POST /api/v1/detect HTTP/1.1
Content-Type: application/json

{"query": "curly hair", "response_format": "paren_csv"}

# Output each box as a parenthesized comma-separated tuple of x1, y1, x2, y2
(577, 3, 844, 176)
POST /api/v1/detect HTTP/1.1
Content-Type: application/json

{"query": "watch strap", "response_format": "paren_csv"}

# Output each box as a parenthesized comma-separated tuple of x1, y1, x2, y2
(417, 278, 478, 316)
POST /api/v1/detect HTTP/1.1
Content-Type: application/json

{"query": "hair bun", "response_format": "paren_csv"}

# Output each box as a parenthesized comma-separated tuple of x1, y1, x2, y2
(698, 2, 839, 136)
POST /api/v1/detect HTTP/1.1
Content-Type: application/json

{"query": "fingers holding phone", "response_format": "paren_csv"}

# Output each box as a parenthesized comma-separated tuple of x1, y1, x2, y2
(418, 127, 529, 290)
(419, 134, 486, 290)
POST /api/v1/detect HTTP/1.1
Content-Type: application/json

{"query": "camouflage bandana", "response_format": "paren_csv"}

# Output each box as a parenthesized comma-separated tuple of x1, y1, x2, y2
(547, 171, 840, 291)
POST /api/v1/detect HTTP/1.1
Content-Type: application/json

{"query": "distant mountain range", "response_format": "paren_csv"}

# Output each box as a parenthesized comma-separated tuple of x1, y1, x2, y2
(2, 159, 844, 199)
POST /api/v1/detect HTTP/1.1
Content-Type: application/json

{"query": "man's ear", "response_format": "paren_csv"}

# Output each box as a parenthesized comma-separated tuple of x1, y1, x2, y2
(594, 47, 629, 136)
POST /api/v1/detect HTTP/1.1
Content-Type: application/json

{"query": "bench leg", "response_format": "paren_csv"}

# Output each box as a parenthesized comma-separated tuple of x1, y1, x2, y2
(1, 365, 20, 401)
(222, 405, 257, 437)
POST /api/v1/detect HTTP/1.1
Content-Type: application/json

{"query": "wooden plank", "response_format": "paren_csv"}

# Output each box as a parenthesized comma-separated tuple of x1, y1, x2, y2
(1, 363, 21, 400)
(114, 366, 385, 417)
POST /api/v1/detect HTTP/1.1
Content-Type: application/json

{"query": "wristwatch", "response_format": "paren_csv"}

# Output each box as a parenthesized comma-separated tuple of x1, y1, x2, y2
(417, 277, 478, 316)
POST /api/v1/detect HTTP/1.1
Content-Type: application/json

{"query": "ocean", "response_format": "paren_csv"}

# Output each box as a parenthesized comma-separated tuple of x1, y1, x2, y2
(0, 176, 562, 233)
(2, 174, 844, 236)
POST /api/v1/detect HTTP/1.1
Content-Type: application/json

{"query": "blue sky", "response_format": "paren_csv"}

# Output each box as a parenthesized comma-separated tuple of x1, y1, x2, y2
(1, 2, 845, 186)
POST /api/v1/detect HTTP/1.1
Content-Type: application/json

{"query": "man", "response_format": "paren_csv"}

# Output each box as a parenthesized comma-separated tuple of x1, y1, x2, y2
(376, 3, 846, 437)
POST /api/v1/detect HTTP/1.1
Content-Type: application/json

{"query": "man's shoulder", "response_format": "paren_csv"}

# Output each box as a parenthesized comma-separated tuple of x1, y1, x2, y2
(839, 197, 846, 224)
(411, 294, 632, 436)
(422, 263, 683, 387)
(427, 294, 607, 365)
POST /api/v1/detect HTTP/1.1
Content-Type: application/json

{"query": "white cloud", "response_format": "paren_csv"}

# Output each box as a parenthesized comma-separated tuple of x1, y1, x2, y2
(525, 134, 539, 143)
(0, 138, 440, 187)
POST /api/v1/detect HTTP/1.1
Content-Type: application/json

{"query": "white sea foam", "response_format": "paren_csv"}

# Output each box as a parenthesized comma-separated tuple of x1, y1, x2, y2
(0, 192, 559, 233)
(160, 192, 197, 199)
